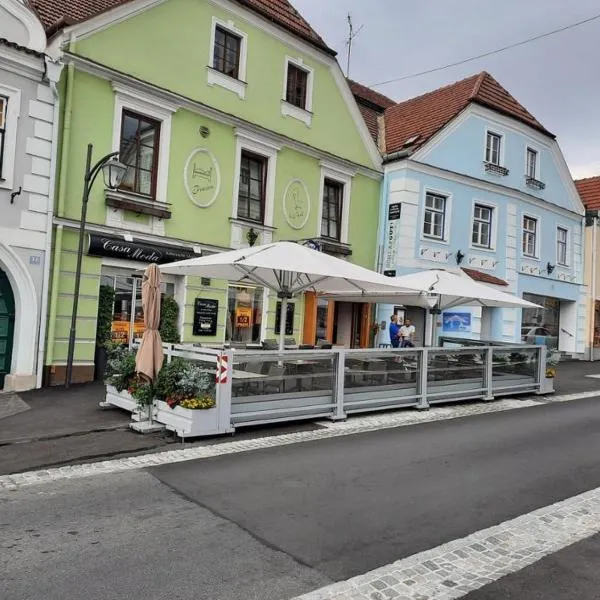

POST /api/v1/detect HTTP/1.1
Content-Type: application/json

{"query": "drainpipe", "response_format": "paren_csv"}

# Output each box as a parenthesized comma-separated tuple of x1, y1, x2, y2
(45, 44, 75, 370)
(36, 58, 63, 388)
(590, 215, 598, 361)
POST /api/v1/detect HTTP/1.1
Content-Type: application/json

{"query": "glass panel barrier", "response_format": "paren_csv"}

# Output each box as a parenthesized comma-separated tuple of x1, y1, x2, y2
(492, 347, 539, 392)
(427, 348, 486, 402)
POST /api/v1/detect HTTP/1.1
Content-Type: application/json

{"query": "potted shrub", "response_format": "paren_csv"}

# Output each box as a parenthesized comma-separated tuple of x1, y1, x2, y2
(94, 284, 115, 380)
(103, 344, 139, 413)
(153, 359, 219, 437)
(160, 296, 181, 344)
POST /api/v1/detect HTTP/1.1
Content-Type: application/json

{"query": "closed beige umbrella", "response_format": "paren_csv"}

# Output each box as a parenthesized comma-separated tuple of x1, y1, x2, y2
(135, 263, 164, 381)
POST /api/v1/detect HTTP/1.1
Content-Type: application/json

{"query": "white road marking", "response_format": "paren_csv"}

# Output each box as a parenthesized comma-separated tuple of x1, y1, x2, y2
(0, 390, 598, 492)
(292, 486, 600, 600)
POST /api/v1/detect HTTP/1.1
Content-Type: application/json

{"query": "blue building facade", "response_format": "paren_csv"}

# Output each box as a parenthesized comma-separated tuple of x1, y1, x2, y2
(376, 73, 586, 355)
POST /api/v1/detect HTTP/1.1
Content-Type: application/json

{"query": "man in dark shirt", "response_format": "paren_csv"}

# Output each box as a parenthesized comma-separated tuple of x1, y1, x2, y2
(389, 314, 400, 348)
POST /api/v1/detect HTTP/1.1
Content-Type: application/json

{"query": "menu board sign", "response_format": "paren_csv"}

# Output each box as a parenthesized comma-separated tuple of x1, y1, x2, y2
(192, 298, 219, 336)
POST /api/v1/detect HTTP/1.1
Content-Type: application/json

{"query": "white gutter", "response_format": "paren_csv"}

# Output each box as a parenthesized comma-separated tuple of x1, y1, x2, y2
(36, 57, 62, 388)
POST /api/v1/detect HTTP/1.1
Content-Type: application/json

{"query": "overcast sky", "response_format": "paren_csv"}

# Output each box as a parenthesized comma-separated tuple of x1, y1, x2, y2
(293, 0, 600, 179)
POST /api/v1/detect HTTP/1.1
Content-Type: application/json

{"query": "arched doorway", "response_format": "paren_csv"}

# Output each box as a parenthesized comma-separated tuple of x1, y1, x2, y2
(0, 269, 16, 390)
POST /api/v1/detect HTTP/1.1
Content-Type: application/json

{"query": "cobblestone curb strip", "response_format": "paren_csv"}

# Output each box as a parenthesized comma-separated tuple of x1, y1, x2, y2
(292, 486, 600, 600)
(0, 393, 595, 492)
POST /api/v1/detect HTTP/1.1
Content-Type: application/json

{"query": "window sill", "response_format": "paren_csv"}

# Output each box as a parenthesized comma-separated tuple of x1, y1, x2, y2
(229, 217, 276, 232)
(207, 67, 247, 99)
(483, 162, 509, 176)
(105, 189, 172, 219)
(315, 237, 352, 256)
(281, 100, 312, 127)
(471, 244, 495, 253)
(525, 176, 546, 190)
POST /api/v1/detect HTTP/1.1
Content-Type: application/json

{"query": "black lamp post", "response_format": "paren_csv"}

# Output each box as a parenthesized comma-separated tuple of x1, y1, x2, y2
(65, 144, 127, 388)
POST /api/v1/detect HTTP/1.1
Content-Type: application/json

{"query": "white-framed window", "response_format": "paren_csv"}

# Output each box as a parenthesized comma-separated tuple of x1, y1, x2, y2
(0, 85, 20, 190)
(118, 110, 161, 198)
(208, 18, 248, 99)
(317, 161, 354, 244)
(485, 131, 502, 165)
(557, 227, 568, 266)
(321, 178, 343, 240)
(526, 147, 538, 179)
(111, 84, 175, 206)
(472, 203, 493, 248)
(423, 192, 447, 239)
(522, 215, 538, 258)
(231, 130, 279, 229)
(281, 56, 314, 126)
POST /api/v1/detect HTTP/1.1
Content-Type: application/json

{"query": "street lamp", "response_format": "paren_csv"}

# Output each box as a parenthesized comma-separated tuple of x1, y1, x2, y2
(65, 144, 127, 388)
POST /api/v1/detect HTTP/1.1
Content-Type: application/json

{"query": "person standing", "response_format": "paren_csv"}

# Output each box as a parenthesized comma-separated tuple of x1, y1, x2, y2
(389, 314, 400, 348)
(400, 318, 416, 348)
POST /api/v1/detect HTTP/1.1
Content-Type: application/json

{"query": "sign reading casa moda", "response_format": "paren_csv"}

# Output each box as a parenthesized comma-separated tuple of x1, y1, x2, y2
(283, 179, 310, 230)
(184, 148, 221, 208)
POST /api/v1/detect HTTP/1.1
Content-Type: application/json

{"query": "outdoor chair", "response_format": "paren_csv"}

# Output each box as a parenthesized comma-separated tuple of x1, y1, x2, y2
(262, 338, 278, 350)
(262, 364, 286, 394)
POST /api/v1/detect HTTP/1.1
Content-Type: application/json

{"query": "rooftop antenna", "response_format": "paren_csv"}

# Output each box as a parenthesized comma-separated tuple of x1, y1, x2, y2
(345, 13, 364, 78)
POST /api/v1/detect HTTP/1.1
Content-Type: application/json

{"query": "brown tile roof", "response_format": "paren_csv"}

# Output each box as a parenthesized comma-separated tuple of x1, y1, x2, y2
(347, 79, 395, 143)
(347, 79, 395, 110)
(575, 176, 600, 211)
(462, 267, 508, 287)
(31, 0, 334, 53)
(384, 71, 554, 155)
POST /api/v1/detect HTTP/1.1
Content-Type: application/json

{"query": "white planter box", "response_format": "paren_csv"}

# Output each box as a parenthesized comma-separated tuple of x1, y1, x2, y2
(154, 399, 220, 438)
(104, 385, 144, 421)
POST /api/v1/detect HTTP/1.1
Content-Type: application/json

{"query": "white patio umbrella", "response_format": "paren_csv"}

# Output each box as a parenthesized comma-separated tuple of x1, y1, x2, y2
(321, 269, 540, 346)
(322, 269, 539, 310)
(159, 241, 419, 350)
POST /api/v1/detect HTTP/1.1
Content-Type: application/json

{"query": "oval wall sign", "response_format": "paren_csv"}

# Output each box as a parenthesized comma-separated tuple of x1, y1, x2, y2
(184, 148, 221, 208)
(283, 179, 310, 230)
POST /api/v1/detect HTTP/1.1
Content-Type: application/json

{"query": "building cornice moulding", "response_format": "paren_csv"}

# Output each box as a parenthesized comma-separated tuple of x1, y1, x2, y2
(0, 45, 45, 80)
(64, 52, 382, 180)
(385, 159, 583, 221)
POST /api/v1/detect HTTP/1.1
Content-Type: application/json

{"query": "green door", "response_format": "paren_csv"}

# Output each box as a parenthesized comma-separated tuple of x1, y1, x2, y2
(0, 269, 15, 390)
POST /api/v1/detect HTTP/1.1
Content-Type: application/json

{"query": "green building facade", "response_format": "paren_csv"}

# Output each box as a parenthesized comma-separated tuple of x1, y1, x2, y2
(41, 0, 382, 384)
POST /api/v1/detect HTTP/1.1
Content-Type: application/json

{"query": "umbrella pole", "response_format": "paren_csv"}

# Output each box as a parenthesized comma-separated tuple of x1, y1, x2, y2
(278, 297, 287, 352)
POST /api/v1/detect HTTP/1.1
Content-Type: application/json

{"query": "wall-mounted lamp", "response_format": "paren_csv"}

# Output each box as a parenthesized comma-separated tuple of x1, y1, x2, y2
(546, 262, 555, 274)
(246, 227, 258, 247)
(455, 249, 465, 265)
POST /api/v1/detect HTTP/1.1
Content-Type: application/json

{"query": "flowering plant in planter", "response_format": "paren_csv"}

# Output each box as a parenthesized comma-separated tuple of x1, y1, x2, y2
(155, 358, 216, 410)
(104, 344, 137, 391)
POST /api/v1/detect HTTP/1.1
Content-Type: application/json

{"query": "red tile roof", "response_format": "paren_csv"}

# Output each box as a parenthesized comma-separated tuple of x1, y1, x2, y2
(575, 176, 600, 211)
(462, 267, 508, 287)
(31, 0, 333, 53)
(347, 79, 395, 143)
(347, 79, 395, 110)
(384, 71, 554, 155)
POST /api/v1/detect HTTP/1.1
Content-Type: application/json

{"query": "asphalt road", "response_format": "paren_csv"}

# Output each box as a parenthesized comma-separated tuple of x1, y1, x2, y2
(4, 397, 600, 599)
(152, 397, 600, 581)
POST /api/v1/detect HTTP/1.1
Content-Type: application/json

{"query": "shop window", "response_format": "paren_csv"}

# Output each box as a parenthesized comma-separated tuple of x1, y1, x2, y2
(226, 285, 263, 343)
(100, 274, 174, 345)
(521, 293, 559, 349)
